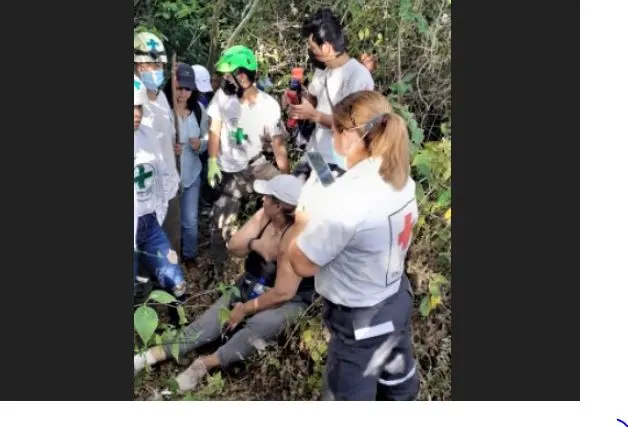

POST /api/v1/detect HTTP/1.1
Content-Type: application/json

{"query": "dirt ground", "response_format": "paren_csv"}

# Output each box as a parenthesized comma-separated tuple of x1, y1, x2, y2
(133, 202, 451, 401)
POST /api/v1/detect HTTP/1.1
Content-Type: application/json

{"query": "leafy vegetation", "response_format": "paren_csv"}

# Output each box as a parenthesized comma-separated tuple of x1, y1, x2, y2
(134, 0, 451, 400)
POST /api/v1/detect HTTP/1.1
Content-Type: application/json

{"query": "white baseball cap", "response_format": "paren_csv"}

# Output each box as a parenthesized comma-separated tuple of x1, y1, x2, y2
(253, 175, 303, 206)
(192, 64, 212, 93)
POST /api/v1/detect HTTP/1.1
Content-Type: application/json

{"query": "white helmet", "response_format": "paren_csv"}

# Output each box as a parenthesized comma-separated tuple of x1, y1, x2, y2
(134, 31, 167, 63)
(134, 75, 148, 106)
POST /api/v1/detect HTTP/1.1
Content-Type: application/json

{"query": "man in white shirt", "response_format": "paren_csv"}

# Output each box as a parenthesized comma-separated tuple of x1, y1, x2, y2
(204, 45, 289, 245)
(288, 8, 374, 181)
(134, 30, 181, 255)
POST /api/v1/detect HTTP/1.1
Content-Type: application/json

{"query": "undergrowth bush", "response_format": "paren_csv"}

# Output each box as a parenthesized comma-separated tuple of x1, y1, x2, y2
(134, 0, 451, 401)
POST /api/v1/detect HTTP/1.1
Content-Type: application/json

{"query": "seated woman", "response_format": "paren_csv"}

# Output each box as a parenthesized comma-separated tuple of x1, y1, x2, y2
(134, 174, 315, 392)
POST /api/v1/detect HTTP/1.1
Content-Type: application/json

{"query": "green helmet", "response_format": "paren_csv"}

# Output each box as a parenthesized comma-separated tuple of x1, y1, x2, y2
(216, 45, 258, 73)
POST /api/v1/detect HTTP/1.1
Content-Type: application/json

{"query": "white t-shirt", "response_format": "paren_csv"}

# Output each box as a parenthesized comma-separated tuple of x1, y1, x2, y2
(296, 157, 418, 307)
(141, 90, 179, 200)
(134, 124, 178, 225)
(208, 89, 283, 173)
(306, 59, 374, 165)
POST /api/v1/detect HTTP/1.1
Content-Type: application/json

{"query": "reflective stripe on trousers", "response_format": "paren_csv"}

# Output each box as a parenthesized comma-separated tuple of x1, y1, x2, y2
(321, 275, 420, 401)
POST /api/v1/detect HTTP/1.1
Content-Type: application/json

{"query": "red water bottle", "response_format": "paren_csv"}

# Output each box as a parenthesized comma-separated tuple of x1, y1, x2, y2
(286, 67, 304, 129)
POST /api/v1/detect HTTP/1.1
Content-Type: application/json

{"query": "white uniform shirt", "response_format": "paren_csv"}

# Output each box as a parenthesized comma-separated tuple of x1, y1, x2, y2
(297, 173, 329, 218)
(297, 157, 418, 307)
(305, 59, 374, 165)
(208, 89, 283, 173)
(134, 124, 177, 225)
(141, 90, 179, 200)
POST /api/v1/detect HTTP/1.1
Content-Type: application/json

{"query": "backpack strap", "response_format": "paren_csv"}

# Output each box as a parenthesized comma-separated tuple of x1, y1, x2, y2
(193, 102, 203, 127)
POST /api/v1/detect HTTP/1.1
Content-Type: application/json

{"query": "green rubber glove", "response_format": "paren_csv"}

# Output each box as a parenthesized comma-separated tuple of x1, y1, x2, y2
(207, 157, 222, 188)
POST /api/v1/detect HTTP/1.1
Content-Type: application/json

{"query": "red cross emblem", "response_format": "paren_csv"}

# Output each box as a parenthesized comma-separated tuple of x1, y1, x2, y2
(397, 213, 414, 249)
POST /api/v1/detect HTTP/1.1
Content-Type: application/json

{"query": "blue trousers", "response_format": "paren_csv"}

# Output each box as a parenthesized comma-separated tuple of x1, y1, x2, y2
(134, 213, 185, 291)
(321, 276, 420, 401)
(180, 175, 201, 260)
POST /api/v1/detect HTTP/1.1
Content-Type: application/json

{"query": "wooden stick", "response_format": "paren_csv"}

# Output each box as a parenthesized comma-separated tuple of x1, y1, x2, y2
(171, 53, 181, 179)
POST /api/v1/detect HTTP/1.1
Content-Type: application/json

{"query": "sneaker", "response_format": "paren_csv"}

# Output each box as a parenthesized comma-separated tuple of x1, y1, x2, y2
(175, 358, 208, 392)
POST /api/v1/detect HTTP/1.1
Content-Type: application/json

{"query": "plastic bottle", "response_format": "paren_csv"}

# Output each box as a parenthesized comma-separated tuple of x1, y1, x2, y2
(247, 277, 268, 300)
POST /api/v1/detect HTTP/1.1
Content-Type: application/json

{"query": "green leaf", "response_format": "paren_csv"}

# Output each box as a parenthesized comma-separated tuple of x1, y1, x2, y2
(218, 306, 230, 325)
(302, 329, 313, 345)
(416, 15, 429, 35)
(134, 305, 159, 346)
(419, 296, 431, 317)
(364, 28, 370, 39)
(230, 286, 241, 299)
(358, 30, 365, 40)
(176, 305, 188, 325)
(311, 351, 321, 362)
(409, 120, 424, 145)
(428, 281, 441, 297)
(171, 342, 180, 363)
(436, 189, 452, 208)
(402, 72, 417, 83)
(148, 290, 177, 305)
(415, 183, 425, 202)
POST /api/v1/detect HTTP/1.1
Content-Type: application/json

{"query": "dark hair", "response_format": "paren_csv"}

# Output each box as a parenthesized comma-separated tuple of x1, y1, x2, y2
(301, 8, 347, 53)
(233, 67, 257, 86)
(163, 78, 200, 112)
(270, 196, 296, 224)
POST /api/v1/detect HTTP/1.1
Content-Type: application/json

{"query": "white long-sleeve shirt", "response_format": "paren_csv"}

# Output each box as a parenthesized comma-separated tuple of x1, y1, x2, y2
(141, 91, 179, 201)
(134, 124, 179, 225)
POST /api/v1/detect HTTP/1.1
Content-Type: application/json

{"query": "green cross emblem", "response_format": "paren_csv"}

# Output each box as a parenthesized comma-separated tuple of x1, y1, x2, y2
(134, 164, 154, 189)
(230, 127, 248, 145)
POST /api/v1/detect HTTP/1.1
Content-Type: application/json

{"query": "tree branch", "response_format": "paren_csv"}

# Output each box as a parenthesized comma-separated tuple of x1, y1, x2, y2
(225, 0, 261, 48)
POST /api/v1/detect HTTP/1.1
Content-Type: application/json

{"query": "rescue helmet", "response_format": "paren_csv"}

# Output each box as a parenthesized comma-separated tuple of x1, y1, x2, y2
(215, 45, 258, 73)
(134, 31, 167, 63)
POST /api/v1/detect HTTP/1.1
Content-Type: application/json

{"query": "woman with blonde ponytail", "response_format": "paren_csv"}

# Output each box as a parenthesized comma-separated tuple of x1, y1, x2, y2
(287, 90, 420, 400)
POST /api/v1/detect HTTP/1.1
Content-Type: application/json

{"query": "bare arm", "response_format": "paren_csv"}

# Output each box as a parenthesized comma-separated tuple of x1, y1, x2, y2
(271, 135, 289, 173)
(313, 110, 333, 130)
(208, 117, 222, 158)
(227, 208, 265, 257)
(287, 214, 321, 278)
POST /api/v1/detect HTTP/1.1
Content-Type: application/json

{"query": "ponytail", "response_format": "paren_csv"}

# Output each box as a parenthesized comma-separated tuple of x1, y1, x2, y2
(368, 113, 410, 190)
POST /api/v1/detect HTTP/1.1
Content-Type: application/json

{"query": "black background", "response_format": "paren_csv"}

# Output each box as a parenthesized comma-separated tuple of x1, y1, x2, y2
(0, 0, 578, 400)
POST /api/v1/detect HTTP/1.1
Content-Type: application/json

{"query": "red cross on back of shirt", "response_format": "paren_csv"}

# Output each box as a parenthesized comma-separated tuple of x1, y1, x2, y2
(398, 213, 414, 249)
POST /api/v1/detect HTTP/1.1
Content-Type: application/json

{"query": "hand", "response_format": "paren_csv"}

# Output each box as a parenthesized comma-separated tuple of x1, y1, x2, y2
(226, 302, 247, 330)
(189, 137, 201, 151)
(174, 143, 182, 156)
(289, 97, 317, 122)
(207, 157, 222, 188)
(360, 52, 377, 73)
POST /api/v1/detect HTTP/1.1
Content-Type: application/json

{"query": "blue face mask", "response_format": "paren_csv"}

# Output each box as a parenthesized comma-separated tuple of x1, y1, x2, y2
(140, 70, 164, 92)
